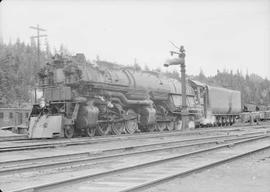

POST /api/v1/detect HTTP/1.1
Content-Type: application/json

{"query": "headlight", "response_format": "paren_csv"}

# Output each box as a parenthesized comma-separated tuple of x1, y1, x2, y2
(40, 98, 46, 108)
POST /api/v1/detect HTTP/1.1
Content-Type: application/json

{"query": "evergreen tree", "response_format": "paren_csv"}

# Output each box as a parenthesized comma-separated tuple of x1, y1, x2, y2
(0, 40, 51, 107)
(193, 69, 270, 107)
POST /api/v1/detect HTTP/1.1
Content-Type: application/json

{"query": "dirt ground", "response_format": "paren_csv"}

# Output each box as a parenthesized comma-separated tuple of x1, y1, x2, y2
(0, 129, 19, 136)
(143, 149, 270, 192)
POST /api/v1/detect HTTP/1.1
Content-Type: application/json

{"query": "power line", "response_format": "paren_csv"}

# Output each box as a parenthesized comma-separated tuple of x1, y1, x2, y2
(29, 24, 47, 66)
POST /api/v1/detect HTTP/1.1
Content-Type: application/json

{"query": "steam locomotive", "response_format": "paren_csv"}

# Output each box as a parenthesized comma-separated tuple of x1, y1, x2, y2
(28, 53, 241, 138)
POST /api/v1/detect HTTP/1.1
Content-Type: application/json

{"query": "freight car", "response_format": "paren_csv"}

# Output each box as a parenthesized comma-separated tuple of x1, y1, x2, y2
(189, 80, 241, 126)
(0, 108, 30, 133)
(241, 104, 270, 123)
(28, 54, 200, 138)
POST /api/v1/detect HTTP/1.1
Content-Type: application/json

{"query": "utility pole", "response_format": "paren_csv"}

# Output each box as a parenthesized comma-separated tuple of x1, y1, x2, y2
(30, 25, 47, 103)
(164, 45, 188, 130)
(29, 24, 47, 67)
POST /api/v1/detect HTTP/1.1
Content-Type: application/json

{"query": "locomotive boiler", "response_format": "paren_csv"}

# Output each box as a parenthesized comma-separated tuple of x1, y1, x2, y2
(28, 54, 199, 138)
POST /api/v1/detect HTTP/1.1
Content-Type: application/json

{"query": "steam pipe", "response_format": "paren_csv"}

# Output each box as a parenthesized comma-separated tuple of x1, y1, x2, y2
(103, 91, 152, 106)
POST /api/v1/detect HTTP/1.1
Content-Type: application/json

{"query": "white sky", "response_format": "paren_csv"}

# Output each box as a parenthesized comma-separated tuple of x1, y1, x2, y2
(1, 0, 270, 79)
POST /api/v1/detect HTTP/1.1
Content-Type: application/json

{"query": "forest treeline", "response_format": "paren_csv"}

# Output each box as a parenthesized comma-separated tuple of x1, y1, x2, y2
(0, 41, 269, 107)
(192, 69, 270, 107)
(0, 40, 51, 107)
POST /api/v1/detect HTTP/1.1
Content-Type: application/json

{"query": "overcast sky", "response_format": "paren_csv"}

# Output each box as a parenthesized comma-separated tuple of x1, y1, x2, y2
(1, 0, 270, 79)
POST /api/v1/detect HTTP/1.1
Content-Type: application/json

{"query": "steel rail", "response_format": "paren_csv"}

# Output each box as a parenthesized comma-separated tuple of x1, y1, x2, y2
(8, 134, 270, 192)
(0, 128, 214, 148)
(0, 133, 265, 175)
(0, 128, 267, 153)
(1, 132, 261, 165)
(121, 143, 270, 192)
(0, 123, 268, 143)
(0, 135, 27, 142)
(0, 127, 232, 143)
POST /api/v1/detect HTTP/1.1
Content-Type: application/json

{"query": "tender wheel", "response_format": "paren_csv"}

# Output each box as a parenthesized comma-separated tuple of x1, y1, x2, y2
(166, 121, 174, 131)
(64, 125, 75, 138)
(125, 119, 138, 134)
(157, 123, 166, 131)
(112, 122, 125, 135)
(86, 127, 96, 137)
(96, 123, 112, 136)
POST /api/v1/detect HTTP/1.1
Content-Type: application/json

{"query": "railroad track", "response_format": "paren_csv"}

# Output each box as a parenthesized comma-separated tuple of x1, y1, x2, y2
(1, 125, 269, 153)
(0, 135, 27, 142)
(0, 122, 268, 144)
(0, 127, 232, 143)
(0, 132, 264, 175)
(1, 132, 269, 192)
(0, 130, 267, 153)
(1, 128, 214, 144)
